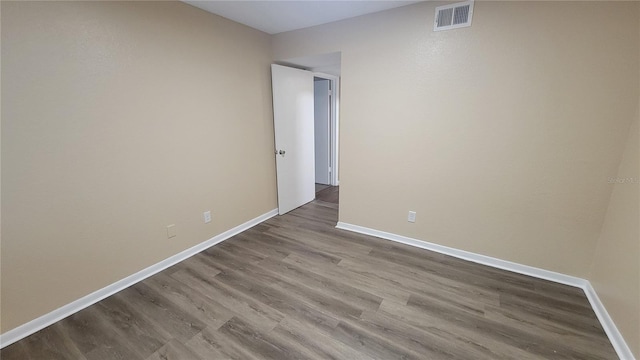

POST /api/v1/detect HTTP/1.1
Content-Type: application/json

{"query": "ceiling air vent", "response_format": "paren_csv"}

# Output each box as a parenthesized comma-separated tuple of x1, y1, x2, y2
(434, 1, 474, 31)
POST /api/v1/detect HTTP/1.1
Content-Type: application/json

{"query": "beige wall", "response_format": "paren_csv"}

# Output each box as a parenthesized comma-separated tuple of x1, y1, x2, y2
(273, 1, 639, 278)
(1, 1, 277, 332)
(589, 111, 639, 358)
(2, 0, 639, 351)
(588, 8, 640, 354)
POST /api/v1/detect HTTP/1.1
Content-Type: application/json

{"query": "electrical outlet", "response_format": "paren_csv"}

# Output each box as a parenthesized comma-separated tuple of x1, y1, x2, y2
(203, 211, 212, 224)
(408, 211, 416, 223)
(167, 224, 176, 238)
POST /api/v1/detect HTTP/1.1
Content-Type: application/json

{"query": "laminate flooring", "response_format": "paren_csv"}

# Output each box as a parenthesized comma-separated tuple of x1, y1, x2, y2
(316, 185, 338, 204)
(315, 183, 330, 193)
(1, 193, 618, 359)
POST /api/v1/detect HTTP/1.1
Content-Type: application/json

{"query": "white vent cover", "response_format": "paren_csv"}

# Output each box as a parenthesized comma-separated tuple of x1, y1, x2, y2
(434, 1, 474, 31)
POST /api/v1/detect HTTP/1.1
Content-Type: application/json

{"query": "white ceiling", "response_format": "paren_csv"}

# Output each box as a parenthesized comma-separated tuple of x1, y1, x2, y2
(183, 1, 423, 35)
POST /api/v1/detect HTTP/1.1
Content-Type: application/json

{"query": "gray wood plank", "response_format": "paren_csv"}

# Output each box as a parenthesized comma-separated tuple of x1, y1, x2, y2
(144, 272, 234, 330)
(377, 299, 542, 360)
(145, 338, 204, 360)
(255, 256, 383, 311)
(216, 316, 313, 360)
(273, 316, 376, 360)
(282, 251, 413, 305)
(116, 283, 206, 342)
(93, 295, 168, 359)
(185, 325, 260, 360)
(63, 307, 142, 360)
(212, 266, 342, 333)
(1, 323, 87, 360)
(169, 267, 284, 333)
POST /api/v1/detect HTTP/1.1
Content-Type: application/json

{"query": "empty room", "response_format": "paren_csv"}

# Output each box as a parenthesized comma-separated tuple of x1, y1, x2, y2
(1, 1, 638, 359)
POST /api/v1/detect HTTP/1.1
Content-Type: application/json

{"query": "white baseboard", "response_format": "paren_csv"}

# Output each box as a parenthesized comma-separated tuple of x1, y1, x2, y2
(336, 222, 586, 287)
(583, 282, 635, 360)
(0, 208, 279, 349)
(336, 221, 635, 360)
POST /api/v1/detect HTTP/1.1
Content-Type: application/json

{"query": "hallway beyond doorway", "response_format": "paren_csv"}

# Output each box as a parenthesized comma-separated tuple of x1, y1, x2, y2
(316, 185, 339, 204)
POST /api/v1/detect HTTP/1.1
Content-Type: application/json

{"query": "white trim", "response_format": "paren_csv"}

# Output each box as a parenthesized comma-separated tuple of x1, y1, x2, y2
(335, 221, 635, 360)
(336, 222, 585, 286)
(0, 208, 279, 349)
(583, 283, 636, 360)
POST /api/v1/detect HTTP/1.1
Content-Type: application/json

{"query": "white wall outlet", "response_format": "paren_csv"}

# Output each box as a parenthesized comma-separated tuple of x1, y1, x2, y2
(203, 210, 212, 224)
(167, 224, 176, 238)
(408, 211, 416, 223)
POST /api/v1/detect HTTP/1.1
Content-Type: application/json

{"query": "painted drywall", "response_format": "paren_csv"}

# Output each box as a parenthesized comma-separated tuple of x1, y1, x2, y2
(1, 1, 276, 333)
(588, 13, 640, 354)
(273, 1, 639, 278)
(589, 112, 639, 358)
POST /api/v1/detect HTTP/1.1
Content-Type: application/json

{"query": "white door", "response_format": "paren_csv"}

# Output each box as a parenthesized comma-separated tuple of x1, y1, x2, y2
(271, 64, 315, 215)
(314, 79, 331, 185)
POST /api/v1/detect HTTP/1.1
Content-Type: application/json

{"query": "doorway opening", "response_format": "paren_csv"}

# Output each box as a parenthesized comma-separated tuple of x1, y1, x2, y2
(313, 73, 339, 205)
(314, 77, 331, 187)
(273, 52, 341, 213)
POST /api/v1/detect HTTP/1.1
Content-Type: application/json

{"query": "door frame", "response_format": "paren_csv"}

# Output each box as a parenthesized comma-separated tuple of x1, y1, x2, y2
(312, 72, 340, 186)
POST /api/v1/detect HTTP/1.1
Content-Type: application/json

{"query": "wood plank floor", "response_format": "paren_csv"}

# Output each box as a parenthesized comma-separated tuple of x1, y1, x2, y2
(1, 193, 618, 359)
(316, 185, 338, 204)
(315, 183, 331, 193)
